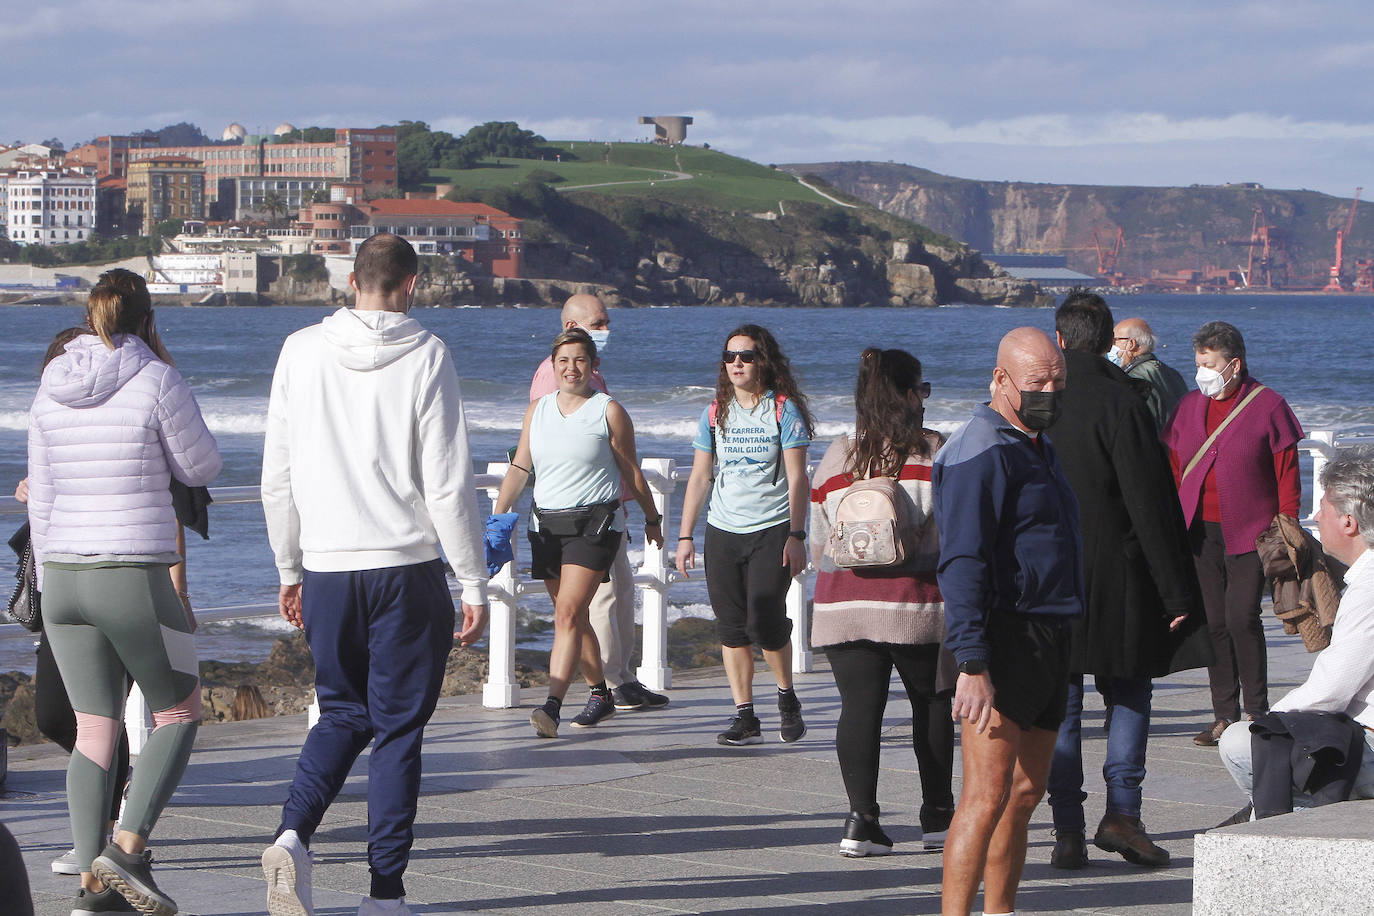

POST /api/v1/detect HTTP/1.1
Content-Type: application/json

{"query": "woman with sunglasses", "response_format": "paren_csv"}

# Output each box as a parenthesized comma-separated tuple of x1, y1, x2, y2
(495, 328, 663, 738)
(808, 348, 955, 856)
(677, 324, 815, 745)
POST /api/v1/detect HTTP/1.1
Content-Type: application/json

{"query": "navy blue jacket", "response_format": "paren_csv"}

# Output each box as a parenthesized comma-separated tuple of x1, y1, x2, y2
(932, 404, 1084, 665)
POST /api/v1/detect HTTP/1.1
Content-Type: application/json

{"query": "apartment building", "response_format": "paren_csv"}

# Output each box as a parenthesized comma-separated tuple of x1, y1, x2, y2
(4, 167, 98, 245)
(65, 135, 160, 178)
(233, 176, 332, 220)
(126, 156, 206, 236)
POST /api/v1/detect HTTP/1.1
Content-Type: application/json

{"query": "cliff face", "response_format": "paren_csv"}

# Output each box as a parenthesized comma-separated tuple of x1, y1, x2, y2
(789, 162, 1373, 286)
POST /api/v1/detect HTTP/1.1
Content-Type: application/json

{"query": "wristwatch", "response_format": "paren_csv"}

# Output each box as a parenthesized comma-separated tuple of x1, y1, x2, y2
(958, 659, 988, 676)
(788, 530, 807, 541)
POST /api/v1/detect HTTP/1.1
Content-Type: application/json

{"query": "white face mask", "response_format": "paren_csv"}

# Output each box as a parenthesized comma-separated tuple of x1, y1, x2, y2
(1107, 346, 1127, 368)
(586, 327, 610, 354)
(1195, 360, 1234, 398)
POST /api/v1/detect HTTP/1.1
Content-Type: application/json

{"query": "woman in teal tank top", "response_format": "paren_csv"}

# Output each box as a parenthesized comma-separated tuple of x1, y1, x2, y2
(494, 329, 663, 737)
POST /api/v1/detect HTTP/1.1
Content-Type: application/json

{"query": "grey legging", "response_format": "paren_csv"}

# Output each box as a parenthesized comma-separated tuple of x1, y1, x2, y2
(42, 564, 201, 871)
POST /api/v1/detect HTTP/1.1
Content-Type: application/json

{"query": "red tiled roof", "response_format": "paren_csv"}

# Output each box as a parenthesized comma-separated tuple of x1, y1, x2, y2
(364, 198, 514, 219)
(99, 177, 127, 189)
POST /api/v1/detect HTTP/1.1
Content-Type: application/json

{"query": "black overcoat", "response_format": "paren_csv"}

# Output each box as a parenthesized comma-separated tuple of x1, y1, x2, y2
(1047, 350, 1211, 678)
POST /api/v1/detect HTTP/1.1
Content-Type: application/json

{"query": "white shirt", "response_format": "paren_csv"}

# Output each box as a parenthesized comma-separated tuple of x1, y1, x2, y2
(1273, 549, 1374, 728)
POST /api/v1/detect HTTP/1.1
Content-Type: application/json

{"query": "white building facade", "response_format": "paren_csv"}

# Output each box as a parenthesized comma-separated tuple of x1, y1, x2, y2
(5, 168, 99, 245)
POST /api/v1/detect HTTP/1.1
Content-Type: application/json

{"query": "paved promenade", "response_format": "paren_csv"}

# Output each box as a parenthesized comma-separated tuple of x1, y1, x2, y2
(5, 618, 1315, 915)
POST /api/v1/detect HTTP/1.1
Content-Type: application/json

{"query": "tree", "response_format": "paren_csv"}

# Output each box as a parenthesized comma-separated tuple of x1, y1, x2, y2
(459, 121, 552, 160)
(262, 193, 286, 228)
(395, 121, 476, 189)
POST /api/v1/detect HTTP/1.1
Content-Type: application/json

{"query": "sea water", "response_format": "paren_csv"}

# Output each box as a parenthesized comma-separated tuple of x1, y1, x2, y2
(1, 295, 1371, 672)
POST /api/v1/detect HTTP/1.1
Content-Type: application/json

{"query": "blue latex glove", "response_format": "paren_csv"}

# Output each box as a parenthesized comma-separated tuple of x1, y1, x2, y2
(484, 512, 519, 577)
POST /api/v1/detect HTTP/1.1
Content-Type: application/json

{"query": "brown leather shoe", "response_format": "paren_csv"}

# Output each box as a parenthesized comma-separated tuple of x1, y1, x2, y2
(1049, 829, 1088, 869)
(1193, 718, 1232, 747)
(1094, 813, 1170, 867)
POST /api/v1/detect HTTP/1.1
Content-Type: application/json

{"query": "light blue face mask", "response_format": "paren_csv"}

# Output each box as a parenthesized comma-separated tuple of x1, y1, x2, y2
(587, 328, 610, 354)
(1107, 345, 1127, 368)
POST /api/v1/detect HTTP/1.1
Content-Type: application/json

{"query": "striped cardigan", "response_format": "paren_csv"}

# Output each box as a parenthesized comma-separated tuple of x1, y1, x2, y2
(808, 432, 945, 649)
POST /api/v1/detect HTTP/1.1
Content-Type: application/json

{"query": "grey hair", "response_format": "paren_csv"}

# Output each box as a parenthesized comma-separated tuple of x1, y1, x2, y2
(1122, 322, 1156, 354)
(1320, 446, 1374, 548)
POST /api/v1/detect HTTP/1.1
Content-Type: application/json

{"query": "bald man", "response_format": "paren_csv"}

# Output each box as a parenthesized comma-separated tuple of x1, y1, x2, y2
(1111, 317, 1189, 433)
(529, 293, 669, 712)
(932, 327, 1085, 916)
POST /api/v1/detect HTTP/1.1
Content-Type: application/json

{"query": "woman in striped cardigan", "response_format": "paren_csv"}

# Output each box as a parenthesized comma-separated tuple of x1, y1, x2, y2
(809, 347, 955, 858)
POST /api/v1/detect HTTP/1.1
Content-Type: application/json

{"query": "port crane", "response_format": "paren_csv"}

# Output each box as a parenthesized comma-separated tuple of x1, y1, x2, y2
(1092, 226, 1125, 277)
(1323, 187, 1362, 292)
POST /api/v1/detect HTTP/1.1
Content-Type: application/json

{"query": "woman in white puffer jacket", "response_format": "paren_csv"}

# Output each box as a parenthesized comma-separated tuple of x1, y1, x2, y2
(27, 268, 220, 916)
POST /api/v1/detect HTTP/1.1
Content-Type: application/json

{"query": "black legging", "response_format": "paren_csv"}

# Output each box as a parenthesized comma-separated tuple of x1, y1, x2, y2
(35, 631, 130, 822)
(825, 640, 954, 821)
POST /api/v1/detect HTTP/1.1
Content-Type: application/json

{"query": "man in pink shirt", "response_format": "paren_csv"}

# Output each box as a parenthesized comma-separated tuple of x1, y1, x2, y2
(529, 293, 669, 711)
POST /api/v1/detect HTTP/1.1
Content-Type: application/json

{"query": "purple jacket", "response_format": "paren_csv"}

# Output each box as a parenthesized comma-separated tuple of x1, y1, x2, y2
(1163, 375, 1303, 555)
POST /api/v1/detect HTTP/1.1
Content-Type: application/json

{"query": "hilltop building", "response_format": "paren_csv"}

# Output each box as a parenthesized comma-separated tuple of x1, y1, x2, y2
(4, 166, 98, 245)
(126, 156, 206, 235)
(639, 116, 693, 144)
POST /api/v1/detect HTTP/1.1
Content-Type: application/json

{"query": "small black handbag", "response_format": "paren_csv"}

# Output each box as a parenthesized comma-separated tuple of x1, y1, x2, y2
(7, 522, 41, 632)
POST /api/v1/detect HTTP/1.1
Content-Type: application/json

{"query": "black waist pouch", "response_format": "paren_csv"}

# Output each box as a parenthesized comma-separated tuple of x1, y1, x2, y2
(534, 499, 619, 538)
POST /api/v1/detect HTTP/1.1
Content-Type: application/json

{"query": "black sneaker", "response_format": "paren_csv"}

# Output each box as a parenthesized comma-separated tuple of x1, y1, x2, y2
(571, 693, 617, 728)
(778, 693, 806, 743)
(717, 714, 764, 746)
(91, 843, 177, 916)
(71, 883, 138, 913)
(530, 706, 560, 738)
(840, 811, 894, 857)
(613, 681, 670, 710)
(920, 804, 955, 851)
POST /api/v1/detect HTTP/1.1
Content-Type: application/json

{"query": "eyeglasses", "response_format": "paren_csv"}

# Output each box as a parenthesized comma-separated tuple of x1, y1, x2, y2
(916, 381, 932, 398)
(722, 349, 758, 364)
(1113, 336, 1132, 344)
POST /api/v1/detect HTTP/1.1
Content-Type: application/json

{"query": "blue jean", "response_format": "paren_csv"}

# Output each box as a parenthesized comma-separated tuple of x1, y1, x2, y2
(277, 559, 455, 900)
(1048, 674, 1152, 831)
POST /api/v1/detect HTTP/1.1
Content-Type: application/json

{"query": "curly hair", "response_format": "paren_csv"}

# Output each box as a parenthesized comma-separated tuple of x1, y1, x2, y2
(713, 323, 814, 436)
(846, 348, 932, 478)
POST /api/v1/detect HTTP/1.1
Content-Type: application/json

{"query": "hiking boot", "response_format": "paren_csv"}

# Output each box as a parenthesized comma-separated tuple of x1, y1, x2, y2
(530, 705, 560, 738)
(778, 693, 806, 743)
(70, 884, 137, 914)
(612, 681, 670, 710)
(262, 828, 314, 916)
(920, 804, 955, 851)
(1193, 718, 1232, 747)
(1094, 813, 1170, 867)
(1213, 803, 1254, 829)
(52, 846, 82, 875)
(1049, 829, 1088, 869)
(839, 811, 893, 857)
(571, 693, 617, 728)
(717, 713, 763, 746)
(91, 843, 177, 916)
(358, 897, 411, 915)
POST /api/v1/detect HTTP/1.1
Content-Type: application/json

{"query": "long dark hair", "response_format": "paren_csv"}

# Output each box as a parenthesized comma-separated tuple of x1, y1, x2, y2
(713, 323, 814, 436)
(846, 347, 931, 478)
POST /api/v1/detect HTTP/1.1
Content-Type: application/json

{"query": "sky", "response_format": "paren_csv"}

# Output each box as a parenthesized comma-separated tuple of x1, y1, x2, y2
(4, 0, 1371, 197)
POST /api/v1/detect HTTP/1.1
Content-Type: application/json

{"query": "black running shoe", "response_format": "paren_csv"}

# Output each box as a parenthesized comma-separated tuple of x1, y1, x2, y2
(91, 843, 177, 916)
(530, 706, 560, 738)
(571, 693, 617, 727)
(612, 681, 670, 710)
(71, 883, 138, 913)
(778, 693, 806, 743)
(840, 811, 894, 857)
(919, 804, 955, 851)
(717, 714, 763, 746)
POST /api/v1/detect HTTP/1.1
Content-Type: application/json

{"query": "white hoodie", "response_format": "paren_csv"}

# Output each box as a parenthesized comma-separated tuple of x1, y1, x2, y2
(261, 307, 486, 605)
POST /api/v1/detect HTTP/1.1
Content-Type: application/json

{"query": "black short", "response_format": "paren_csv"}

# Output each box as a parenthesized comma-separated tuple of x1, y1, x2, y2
(528, 527, 623, 582)
(703, 522, 795, 651)
(987, 612, 1072, 732)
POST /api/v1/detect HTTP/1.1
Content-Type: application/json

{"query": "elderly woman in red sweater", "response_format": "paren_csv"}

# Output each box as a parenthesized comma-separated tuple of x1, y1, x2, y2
(1163, 321, 1303, 747)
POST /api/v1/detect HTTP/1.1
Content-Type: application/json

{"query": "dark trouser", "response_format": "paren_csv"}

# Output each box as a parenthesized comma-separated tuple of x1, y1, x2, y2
(824, 641, 954, 823)
(1049, 674, 1153, 831)
(278, 559, 455, 901)
(1193, 522, 1267, 720)
(704, 522, 794, 650)
(35, 631, 130, 823)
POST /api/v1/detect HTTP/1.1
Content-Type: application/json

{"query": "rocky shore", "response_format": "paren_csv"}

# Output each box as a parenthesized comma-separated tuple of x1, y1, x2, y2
(0, 617, 728, 746)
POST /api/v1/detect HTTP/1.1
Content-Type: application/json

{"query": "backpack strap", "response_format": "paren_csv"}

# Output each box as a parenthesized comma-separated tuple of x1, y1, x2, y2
(771, 393, 788, 485)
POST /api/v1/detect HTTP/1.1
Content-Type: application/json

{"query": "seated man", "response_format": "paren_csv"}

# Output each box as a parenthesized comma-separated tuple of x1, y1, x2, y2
(1218, 447, 1374, 809)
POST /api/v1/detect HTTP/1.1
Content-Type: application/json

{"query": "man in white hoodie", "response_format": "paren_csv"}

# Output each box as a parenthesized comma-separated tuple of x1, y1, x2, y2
(259, 233, 488, 916)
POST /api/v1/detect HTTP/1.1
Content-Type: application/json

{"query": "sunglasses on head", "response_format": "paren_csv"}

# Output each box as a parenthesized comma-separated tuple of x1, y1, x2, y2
(722, 349, 758, 364)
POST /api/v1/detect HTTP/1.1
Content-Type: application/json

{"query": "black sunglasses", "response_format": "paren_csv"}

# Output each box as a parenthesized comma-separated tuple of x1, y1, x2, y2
(722, 349, 758, 364)
(916, 381, 932, 398)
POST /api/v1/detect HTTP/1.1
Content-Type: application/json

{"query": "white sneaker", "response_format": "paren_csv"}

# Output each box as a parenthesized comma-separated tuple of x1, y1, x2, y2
(51, 847, 81, 875)
(358, 897, 410, 915)
(262, 829, 314, 916)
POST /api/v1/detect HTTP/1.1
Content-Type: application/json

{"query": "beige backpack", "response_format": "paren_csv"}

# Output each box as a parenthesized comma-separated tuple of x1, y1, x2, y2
(828, 476, 915, 569)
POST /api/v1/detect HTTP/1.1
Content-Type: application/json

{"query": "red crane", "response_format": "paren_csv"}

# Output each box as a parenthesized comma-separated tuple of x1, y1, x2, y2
(1092, 226, 1125, 280)
(1324, 187, 1362, 292)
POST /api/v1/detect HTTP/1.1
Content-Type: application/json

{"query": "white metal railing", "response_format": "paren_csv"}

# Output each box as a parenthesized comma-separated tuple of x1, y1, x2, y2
(0, 431, 1366, 747)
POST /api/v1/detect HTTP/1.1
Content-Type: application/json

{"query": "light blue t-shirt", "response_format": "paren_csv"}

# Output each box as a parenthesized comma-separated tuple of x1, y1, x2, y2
(530, 391, 623, 531)
(691, 392, 810, 534)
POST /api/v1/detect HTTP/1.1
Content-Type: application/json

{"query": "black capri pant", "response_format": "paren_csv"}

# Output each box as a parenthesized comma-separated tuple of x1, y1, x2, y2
(704, 521, 794, 651)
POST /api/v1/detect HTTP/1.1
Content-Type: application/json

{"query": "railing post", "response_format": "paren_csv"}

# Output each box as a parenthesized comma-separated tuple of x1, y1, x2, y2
(1308, 431, 1336, 525)
(786, 571, 813, 675)
(482, 462, 521, 709)
(124, 684, 150, 756)
(636, 458, 677, 691)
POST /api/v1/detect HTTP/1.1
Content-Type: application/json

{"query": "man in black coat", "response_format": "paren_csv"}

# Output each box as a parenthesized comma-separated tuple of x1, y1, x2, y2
(1044, 291, 1211, 870)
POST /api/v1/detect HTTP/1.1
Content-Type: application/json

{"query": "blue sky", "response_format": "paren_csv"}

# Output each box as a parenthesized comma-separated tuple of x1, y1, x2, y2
(5, 0, 1370, 196)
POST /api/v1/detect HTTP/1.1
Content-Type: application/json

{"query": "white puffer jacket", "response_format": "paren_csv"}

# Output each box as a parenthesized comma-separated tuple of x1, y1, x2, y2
(27, 333, 221, 581)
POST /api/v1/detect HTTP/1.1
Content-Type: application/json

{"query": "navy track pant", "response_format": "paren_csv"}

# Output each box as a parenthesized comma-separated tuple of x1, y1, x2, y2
(278, 559, 455, 900)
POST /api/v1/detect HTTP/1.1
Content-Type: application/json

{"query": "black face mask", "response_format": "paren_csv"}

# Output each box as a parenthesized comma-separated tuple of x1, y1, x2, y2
(1015, 389, 1061, 431)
